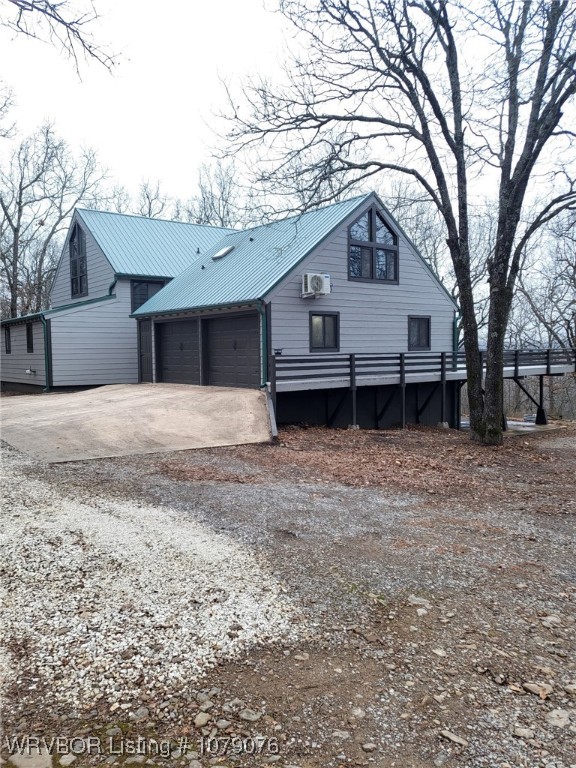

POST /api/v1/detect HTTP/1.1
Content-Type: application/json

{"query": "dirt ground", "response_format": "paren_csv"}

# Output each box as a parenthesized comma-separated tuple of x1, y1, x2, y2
(2, 424, 575, 768)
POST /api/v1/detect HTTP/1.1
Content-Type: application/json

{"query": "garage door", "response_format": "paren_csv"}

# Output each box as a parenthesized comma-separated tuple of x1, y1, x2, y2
(206, 314, 260, 388)
(158, 320, 200, 384)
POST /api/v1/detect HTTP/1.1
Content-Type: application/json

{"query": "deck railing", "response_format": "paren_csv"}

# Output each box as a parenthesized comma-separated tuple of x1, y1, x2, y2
(270, 348, 576, 397)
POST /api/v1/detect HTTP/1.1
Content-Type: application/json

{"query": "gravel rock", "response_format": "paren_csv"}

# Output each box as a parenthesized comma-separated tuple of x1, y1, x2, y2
(0, 447, 302, 716)
(194, 712, 211, 728)
(439, 730, 468, 747)
(239, 708, 261, 722)
(545, 709, 571, 728)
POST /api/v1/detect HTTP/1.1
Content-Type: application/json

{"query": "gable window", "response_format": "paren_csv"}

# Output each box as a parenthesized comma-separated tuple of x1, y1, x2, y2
(131, 280, 166, 312)
(70, 223, 88, 298)
(408, 316, 431, 351)
(310, 312, 339, 352)
(4, 326, 11, 354)
(26, 323, 34, 353)
(348, 206, 398, 283)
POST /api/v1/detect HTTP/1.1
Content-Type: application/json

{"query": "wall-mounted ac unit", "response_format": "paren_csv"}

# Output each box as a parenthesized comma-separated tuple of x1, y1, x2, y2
(302, 273, 331, 297)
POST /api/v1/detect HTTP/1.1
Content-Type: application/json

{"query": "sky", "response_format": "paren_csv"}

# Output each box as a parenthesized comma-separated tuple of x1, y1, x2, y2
(0, 0, 290, 200)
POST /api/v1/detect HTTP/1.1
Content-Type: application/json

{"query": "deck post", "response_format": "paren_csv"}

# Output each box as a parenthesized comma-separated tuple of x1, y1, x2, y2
(440, 351, 447, 424)
(546, 348, 552, 376)
(514, 349, 519, 378)
(269, 354, 277, 412)
(349, 354, 358, 428)
(535, 374, 548, 425)
(400, 353, 406, 429)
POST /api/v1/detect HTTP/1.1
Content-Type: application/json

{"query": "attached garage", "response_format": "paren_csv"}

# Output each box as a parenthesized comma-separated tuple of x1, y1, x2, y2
(146, 312, 261, 389)
(205, 314, 260, 388)
(157, 320, 200, 384)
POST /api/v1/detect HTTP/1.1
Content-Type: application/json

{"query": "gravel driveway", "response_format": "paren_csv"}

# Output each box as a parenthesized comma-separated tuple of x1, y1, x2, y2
(1, 425, 575, 768)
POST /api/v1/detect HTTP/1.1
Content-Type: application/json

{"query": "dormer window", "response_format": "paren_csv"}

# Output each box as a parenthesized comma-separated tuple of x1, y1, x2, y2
(70, 223, 88, 298)
(348, 207, 398, 283)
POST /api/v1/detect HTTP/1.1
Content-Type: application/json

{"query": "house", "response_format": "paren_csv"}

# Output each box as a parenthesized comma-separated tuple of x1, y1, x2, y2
(1, 193, 461, 426)
(0, 209, 233, 390)
(4, 192, 572, 429)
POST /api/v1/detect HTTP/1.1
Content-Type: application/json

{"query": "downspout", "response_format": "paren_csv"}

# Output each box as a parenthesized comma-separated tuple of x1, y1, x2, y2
(108, 276, 118, 296)
(257, 300, 268, 388)
(40, 315, 52, 393)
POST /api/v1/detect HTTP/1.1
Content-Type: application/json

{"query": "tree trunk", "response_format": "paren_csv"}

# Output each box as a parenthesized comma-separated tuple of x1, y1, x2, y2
(478, 270, 514, 445)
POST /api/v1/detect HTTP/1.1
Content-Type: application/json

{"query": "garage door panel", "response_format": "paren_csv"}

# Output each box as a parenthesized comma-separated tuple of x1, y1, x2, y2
(206, 314, 260, 388)
(158, 321, 200, 384)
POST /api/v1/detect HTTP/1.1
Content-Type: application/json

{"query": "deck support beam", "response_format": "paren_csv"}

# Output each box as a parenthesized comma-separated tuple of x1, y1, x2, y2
(327, 391, 349, 428)
(376, 387, 398, 427)
(417, 382, 440, 422)
(536, 375, 548, 425)
(400, 353, 406, 429)
(512, 376, 548, 424)
(349, 354, 358, 428)
(440, 352, 447, 423)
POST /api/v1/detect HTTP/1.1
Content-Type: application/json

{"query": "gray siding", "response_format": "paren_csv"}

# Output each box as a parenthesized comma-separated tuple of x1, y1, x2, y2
(50, 212, 115, 308)
(268, 207, 456, 355)
(0, 321, 46, 386)
(50, 280, 138, 386)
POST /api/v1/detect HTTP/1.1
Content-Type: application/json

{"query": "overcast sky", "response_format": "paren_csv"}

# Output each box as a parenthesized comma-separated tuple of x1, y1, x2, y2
(0, 0, 289, 199)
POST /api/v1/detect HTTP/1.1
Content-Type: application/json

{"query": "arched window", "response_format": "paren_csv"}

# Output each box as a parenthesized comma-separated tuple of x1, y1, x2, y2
(70, 223, 88, 298)
(348, 207, 398, 283)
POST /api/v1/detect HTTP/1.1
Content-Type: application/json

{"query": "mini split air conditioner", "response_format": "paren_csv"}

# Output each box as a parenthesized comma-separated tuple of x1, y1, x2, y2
(302, 272, 331, 297)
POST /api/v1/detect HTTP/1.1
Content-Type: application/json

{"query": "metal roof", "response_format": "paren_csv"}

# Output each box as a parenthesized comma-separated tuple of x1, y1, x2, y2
(76, 209, 235, 278)
(132, 194, 371, 316)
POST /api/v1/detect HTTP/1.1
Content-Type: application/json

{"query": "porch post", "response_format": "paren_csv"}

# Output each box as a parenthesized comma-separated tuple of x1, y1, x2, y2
(535, 374, 548, 425)
(349, 354, 358, 428)
(400, 353, 406, 429)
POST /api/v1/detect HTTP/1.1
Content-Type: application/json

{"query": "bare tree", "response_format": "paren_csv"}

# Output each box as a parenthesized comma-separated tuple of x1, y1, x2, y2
(516, 213, 576, 349)
(226, 0, 576, 444)
(1, 0, 116, 71)
(133, 180, 169, 219)
(173, 161, 257, 229)
(0, 82, 14, 138)
(0, 123, 106, 318)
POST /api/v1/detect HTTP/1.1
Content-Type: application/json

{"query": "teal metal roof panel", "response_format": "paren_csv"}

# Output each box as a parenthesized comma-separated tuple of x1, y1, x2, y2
(133, 194, 371, 315)
(76, 209, 234, 277)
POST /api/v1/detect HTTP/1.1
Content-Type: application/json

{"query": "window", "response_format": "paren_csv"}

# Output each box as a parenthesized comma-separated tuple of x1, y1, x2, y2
(70, 223, 88, 298)
(26, 323, 34, 353)
(408, 316, 431, 351)
(131, 280, 166, 312)
(348, 206, 399, 283)
(4, 326, 11, 354)
(310, 312, 339, 351)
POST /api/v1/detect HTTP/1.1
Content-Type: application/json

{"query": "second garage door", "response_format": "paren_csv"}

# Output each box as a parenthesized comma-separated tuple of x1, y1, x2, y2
(206, 314, 260, 388)
(158, 320, 200, 384)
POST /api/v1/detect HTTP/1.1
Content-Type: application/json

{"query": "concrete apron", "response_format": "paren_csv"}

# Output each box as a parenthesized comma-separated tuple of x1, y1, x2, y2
(0, 384, 272, 463)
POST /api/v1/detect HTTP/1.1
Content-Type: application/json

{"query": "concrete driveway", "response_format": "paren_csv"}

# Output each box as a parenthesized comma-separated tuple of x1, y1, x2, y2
(0, 384, 272, 462)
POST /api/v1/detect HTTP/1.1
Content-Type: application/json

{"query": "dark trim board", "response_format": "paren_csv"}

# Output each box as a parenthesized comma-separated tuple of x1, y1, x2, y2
(275, 380, 459, 429)
(45, 319, 53, 389)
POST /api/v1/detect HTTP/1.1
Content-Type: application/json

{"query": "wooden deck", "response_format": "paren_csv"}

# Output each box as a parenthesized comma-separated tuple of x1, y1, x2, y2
(271, 349, 576, 393)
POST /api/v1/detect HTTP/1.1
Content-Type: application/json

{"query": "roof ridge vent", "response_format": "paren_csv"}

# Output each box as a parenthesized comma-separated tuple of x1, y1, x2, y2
(212, 245, 235, 260)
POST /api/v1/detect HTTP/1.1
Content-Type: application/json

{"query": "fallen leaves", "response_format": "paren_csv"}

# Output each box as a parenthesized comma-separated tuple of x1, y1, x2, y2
(241, 424, 574, 506)
(158, 461, 258, 484)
